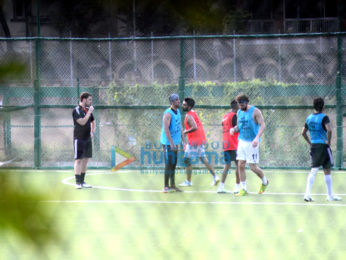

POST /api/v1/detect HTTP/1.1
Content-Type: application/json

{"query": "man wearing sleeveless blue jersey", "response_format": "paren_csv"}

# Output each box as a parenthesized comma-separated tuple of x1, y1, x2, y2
(160, 94, 184, 193)
(230, 94, 269, 196)
(302, 97, 341, 202)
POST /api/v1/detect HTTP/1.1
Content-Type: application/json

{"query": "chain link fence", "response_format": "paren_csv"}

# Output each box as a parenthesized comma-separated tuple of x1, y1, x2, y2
(0, 34, 345, 169)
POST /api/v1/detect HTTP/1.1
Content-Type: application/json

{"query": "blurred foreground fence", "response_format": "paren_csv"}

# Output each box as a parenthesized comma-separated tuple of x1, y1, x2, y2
(0, 33, 345, 169)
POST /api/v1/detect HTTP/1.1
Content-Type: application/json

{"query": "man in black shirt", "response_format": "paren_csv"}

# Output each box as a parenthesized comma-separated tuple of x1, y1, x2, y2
(73, 92, 95, 189)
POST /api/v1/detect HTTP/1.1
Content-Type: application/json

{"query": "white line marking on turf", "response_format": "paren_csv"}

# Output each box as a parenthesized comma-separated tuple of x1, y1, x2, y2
(43, 199, 346, 207)
(62, 174, 346, 197)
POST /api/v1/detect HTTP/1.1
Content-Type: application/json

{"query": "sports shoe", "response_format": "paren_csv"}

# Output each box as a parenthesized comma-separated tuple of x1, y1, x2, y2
(258, 180, 269, 194)
(179, 180, 192, 187)
(326, 195, 342, 201)
(163, 187, 175, 193)
(233, 184, 240, 194)
(82, 182, 92, 188)
(235, 189, 248, 197)
(212, 176, 220, 186)
(171, 186, 183, 192)
(217, 186, 229, 194)
(304, 196, 314, 202)
(75, 184, 82, 189)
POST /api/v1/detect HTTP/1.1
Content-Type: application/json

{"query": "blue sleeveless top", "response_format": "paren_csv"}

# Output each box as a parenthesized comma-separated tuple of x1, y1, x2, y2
(306, 113, 328, 144)
(160, 107, 182, 145)
(238, 106, 260, 142)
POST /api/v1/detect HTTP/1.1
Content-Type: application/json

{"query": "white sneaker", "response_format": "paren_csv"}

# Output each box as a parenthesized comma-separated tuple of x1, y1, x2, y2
(326, 195, 342, 201)
(212, 176, 220, 186)
(179, 180, 192, 187)
(304, 196, 314, 202)
(75, 184, 82, 189)
(217, 186, 229, 194)
(82, 182, 92, 188)
(233, 188, 240, 194)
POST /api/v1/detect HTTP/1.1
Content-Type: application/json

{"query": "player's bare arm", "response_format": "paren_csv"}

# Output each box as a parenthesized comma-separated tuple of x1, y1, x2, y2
(301, 127, 311, 146)
(163, 112, 176, 150)
(76, 106, 94, 126)
(183, 114, 197, 134)
(90, 120, 96, 138)
(230, 117, 239, 135)
(181, 122, 184, 145)
(324, 122, 332, 146)
(252, 108, 266, 147)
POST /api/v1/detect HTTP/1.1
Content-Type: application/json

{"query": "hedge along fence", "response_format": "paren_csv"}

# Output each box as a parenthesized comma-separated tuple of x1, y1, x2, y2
(0, 33, 345, 169)
(101, 79, 342, 169)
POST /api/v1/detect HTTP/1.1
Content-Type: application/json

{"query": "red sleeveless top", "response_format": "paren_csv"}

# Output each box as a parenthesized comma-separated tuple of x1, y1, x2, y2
(184, 110, 206, 146)
(222, 112, 239, 151)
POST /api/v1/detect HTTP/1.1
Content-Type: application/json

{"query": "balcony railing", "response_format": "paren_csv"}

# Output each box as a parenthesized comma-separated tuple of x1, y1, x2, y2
(284, 18, 339, 33)
(244, 17, 339, 34)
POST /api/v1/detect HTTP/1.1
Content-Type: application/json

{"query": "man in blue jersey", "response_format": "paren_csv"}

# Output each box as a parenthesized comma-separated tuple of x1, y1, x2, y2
(230, 94, 269, 196)
(160, 93, 184, 193)
(302, 97, 341, 202)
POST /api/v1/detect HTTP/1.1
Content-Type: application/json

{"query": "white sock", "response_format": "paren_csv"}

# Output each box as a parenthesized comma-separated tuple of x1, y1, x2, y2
(234, 183, 240, 191)
(305, 168, 318, 197)
(324, 174, 333, 197)
(219, 182, 224, 189)
(241, 181, 247, 191)
(262, 176, 268, 185)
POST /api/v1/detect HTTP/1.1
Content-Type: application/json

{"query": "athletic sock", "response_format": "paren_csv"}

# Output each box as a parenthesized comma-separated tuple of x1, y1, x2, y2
(164, 173, 170, 187)
(170, 173, 175, 187)
(219, 182, 225, 189)
(305, 168, 318, 197)
(75, 174, 81, 184)
(324, 174, 333, 197)
(262, 176, 268, 185)
(81, 172, 85, 183)
(241, 181, 247, 191)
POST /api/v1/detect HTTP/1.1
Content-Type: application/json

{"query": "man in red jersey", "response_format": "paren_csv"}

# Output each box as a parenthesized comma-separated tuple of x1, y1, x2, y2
(179, 97, 219, 187)
(218, 100, 240, 194)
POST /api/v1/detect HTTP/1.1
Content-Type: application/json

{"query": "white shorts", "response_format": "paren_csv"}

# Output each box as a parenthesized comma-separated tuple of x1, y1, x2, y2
(184, 144, 206, 158)
(236, 139, 259, 164)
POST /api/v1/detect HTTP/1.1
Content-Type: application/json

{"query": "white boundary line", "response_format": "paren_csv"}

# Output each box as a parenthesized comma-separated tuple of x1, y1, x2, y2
(62, 172, 346, 196)
(60, 172, 346, 206)
(43, 200, 346, 207)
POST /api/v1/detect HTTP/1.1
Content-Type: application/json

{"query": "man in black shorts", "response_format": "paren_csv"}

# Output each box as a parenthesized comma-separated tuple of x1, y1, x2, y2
(73, 92, 95, 189)
(218, 100, 240, 193)
(302, 97, 341, 202)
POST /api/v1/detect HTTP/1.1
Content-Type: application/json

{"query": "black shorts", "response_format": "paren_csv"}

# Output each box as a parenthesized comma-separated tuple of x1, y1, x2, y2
(162, 145, 178, 166)
(224, 150, 237, 164)
(74, 138, 92, 159)
(310, 144, 333, 169)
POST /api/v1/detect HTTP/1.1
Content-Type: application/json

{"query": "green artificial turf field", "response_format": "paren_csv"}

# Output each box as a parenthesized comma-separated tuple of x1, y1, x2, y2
(1, 169, 346, 260)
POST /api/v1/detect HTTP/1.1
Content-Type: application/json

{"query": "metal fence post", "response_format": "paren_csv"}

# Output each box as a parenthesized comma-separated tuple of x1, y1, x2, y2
(179, 38, 185, 100)
(34, 79, 41, 168)
(3, 93, 11, 157)
(335, 34, 344, 169)
(233, 37, 237, 82)
(69, 34, 74, 87)
(77, 77, 80, 100)
(34, 0, 41, 168)
(93, 87, 100, 152)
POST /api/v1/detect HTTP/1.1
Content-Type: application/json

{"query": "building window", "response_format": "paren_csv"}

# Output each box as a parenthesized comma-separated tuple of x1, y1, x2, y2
(13, 0, 26, 20)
